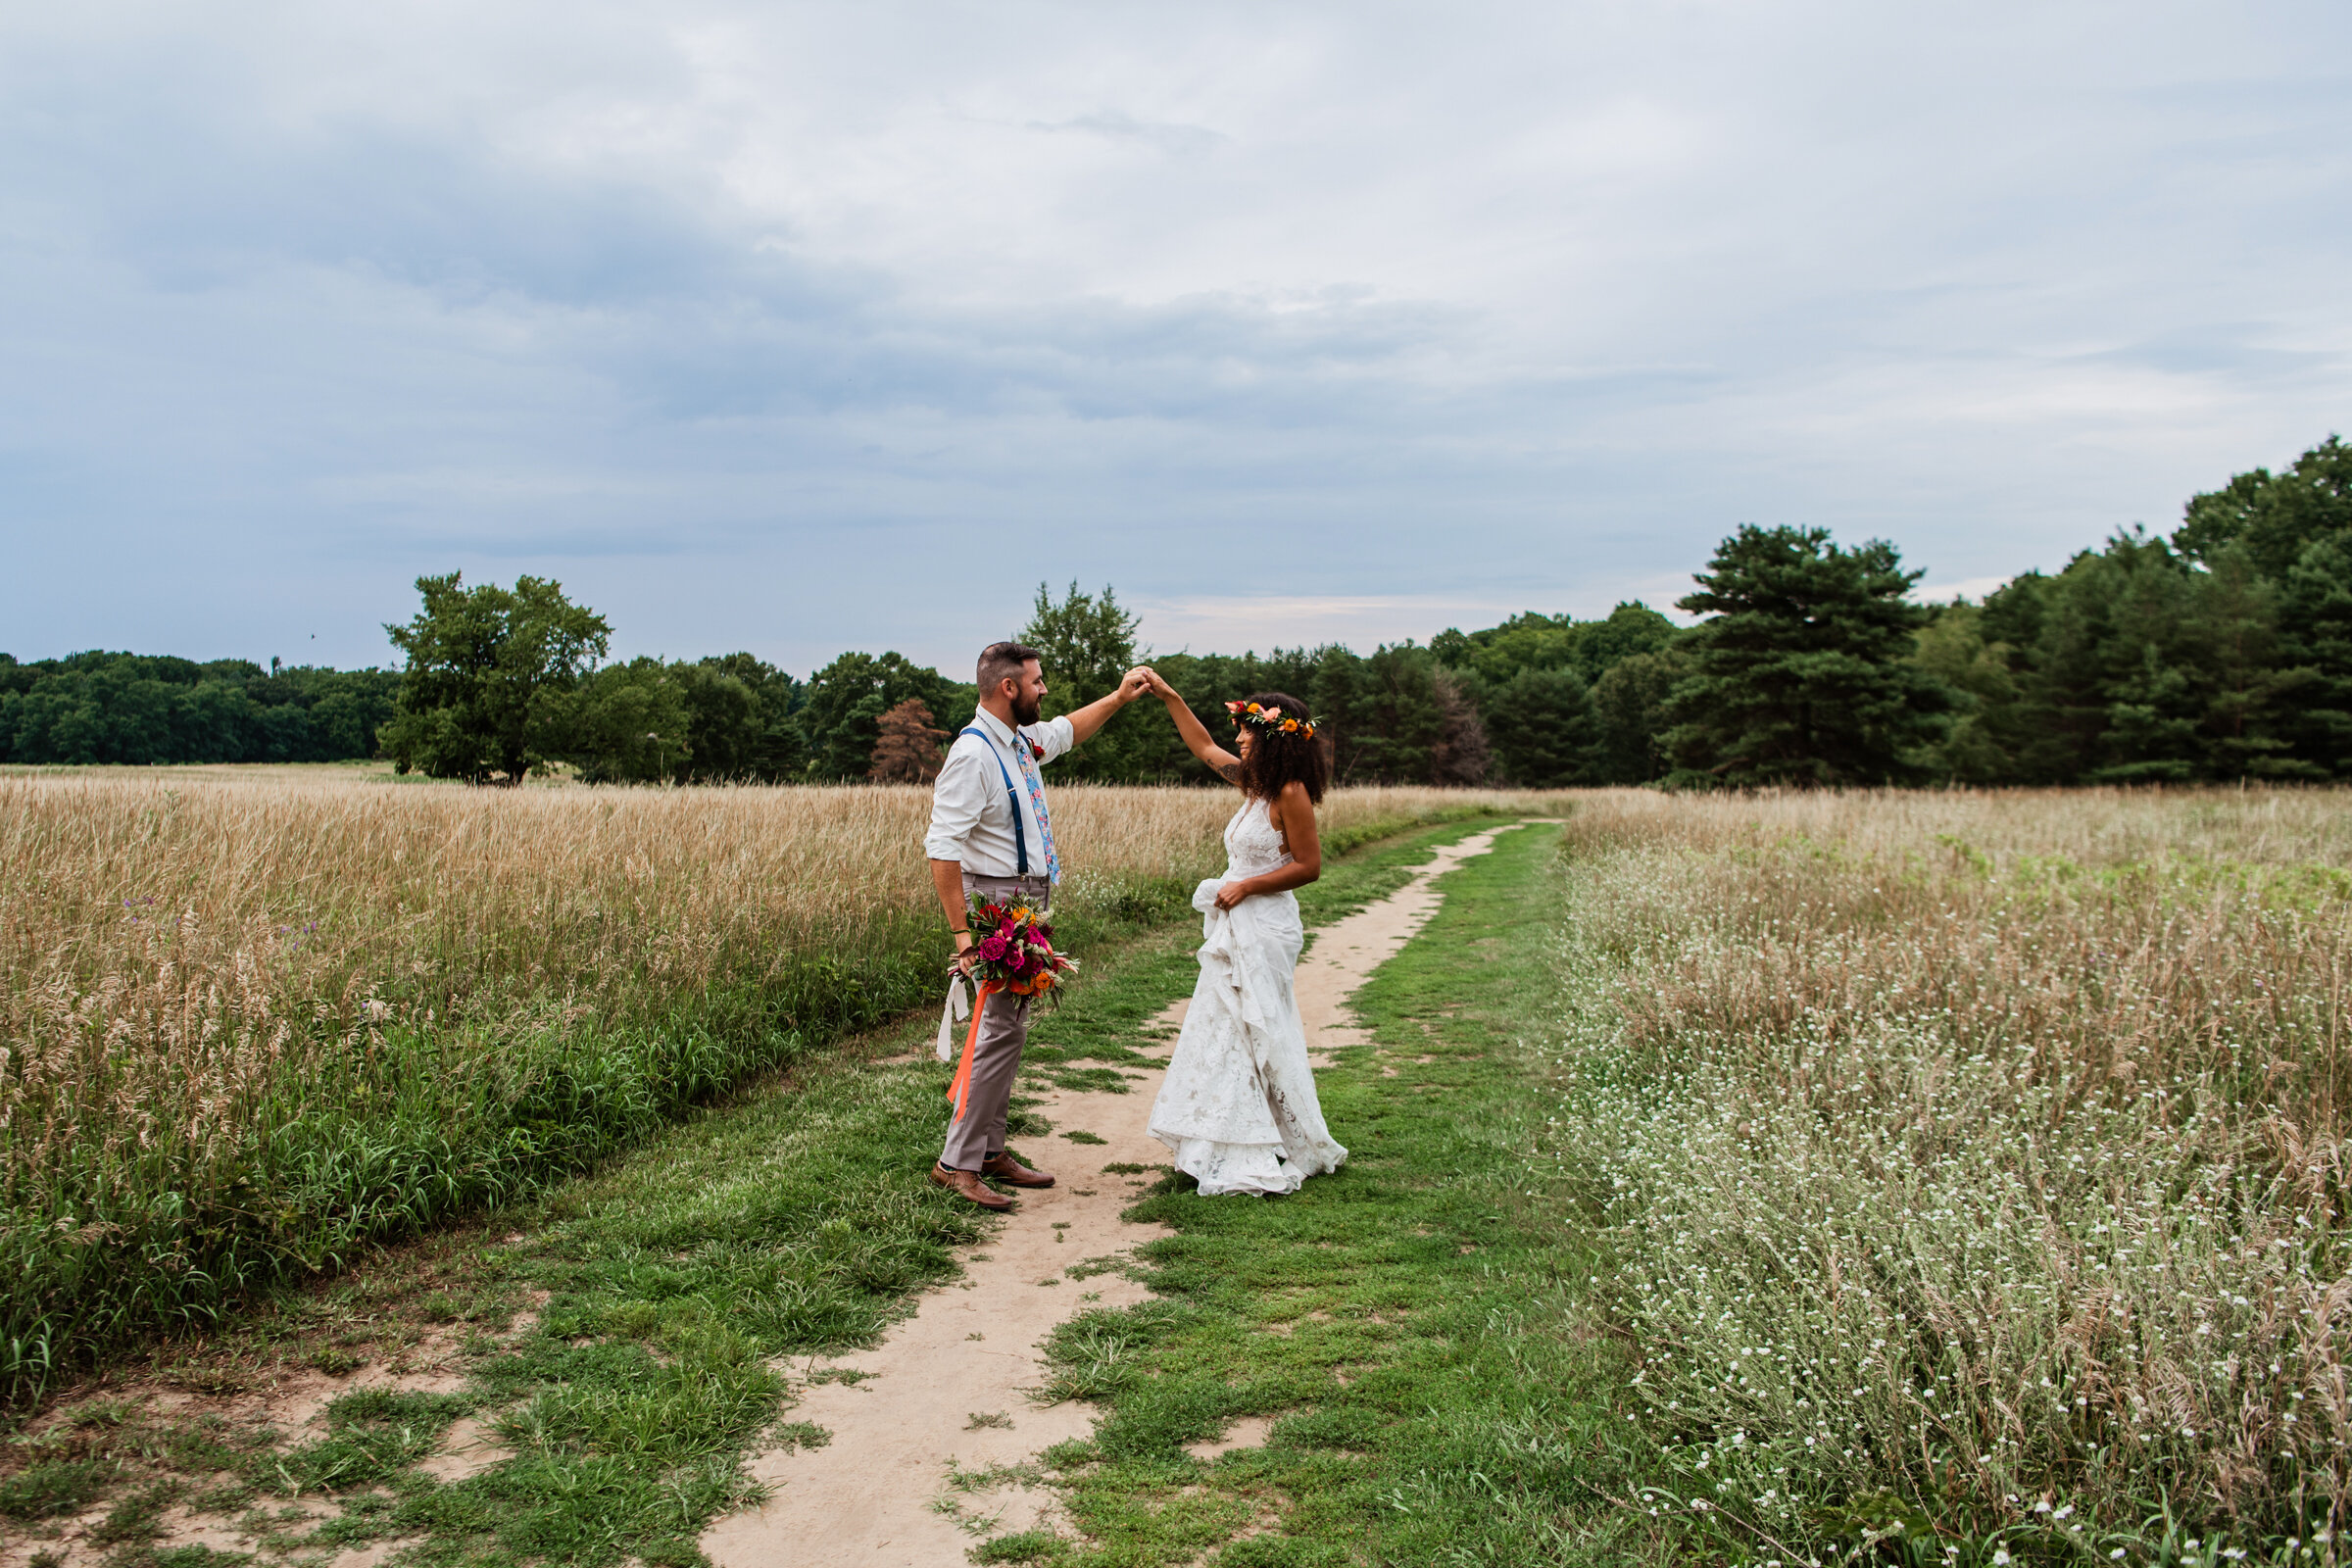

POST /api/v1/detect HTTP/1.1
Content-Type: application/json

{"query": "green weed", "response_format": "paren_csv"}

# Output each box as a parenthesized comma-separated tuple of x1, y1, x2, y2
(766, 1421, 829, 1451)
(0, 1457, 113, 1519)
(268, 1390, 470, 1494)
(89, 1480, 181, 1544)
(155, 1550, 255, 1568)
(968, 1531, 1061, 1564)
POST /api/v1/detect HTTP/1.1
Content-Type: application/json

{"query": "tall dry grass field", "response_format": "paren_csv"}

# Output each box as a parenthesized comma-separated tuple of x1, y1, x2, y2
(1544, 788, 2352, 1560)
(0, 769, 1543, 1405)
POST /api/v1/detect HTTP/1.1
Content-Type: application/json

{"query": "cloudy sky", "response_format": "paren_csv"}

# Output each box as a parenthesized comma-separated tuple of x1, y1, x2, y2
(3, 1, 2346, 675)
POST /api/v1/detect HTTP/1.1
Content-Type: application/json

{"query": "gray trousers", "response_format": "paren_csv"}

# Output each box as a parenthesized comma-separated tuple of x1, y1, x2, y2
(941, 872, 1053, 1172)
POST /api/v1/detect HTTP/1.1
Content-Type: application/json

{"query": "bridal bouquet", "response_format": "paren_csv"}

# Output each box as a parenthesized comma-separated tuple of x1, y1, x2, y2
(964, 897, 1077, 998)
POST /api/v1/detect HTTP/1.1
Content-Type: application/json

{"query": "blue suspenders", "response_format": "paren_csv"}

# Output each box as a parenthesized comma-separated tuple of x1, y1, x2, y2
(959, 726, 1029, 876)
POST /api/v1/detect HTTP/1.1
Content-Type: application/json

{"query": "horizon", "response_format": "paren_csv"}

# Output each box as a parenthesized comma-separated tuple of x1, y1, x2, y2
(0, 572, 2036, 676)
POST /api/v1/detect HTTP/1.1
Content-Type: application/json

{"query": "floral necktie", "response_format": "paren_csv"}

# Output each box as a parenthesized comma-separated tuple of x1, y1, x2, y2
(1013, 734, 1061, 884)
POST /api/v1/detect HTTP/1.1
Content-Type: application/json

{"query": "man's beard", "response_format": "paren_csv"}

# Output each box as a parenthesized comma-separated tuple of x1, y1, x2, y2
(1010, 691, 1043, 726)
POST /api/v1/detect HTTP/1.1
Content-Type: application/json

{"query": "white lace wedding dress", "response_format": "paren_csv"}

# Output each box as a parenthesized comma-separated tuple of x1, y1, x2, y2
(1147, 797, 1348, 1196)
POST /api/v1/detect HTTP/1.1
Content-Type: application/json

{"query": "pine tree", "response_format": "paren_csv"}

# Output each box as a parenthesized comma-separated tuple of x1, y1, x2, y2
(1484, 665, 1595, 786)
(1589, 651, 1684, 784)
(1344, 645, 1446, 783)
(2190, 545, 2320, 779)
(1662, 525, 1950, 787)
(2078, 533, 2206, 782)
(2279, 535, 2352, 775)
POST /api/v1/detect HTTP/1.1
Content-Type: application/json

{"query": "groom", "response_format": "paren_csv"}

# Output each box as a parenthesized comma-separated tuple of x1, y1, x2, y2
(923, 641, 1152, 1209)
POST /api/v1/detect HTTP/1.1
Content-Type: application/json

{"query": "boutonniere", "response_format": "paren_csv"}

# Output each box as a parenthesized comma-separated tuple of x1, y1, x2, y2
(1029, 740, 1047, 760)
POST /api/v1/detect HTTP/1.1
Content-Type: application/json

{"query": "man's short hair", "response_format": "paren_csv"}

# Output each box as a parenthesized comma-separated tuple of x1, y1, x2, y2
(977, 641, 1043, 693)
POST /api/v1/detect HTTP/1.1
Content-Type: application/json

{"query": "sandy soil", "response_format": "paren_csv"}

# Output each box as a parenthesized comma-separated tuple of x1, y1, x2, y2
(0, 1329, 482, 1568)
(702, 823, 1522, 1568)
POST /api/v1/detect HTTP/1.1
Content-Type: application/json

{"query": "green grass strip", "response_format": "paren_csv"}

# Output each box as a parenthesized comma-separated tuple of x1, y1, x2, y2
(15, 812, 1533, 1568)
(1004, 820, 1673, 1567)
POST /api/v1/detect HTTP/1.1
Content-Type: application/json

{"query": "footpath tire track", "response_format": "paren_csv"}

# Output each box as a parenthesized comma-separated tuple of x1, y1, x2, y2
(702, 823, 1528, 1568)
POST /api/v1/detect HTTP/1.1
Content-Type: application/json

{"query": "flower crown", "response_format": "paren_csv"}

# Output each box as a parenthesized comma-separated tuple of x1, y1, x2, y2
(1225, 700, 1317, 739)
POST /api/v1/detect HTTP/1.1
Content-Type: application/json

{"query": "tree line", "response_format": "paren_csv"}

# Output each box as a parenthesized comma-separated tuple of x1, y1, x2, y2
(1652, 432, 2350, 786)
(0, 653, 401, 766)
(5, 435, 2343, 787)
(1057, 433, 2352, 788)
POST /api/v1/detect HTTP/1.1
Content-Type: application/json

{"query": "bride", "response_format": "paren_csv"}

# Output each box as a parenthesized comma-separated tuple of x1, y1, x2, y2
(1136, 669, 1348, 1197)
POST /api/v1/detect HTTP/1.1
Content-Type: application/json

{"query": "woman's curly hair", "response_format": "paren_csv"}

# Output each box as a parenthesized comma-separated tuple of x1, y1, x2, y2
(1234, 691, 1329, 806)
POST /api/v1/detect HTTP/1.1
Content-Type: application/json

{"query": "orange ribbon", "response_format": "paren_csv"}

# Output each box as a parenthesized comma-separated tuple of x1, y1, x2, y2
(947, 979, 1005, 1123)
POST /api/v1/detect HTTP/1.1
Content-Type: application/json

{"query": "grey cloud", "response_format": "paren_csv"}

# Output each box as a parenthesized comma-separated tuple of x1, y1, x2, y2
(2088, 325, 2341, 383)
(1023, 109, 1231, 158)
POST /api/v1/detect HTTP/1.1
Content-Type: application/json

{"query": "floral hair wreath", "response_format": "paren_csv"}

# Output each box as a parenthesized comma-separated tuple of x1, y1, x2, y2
(1225, 700, 1317, 739)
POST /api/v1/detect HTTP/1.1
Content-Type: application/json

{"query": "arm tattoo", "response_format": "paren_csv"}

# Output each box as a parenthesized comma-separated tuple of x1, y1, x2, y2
(1214, 760, 1242, 784)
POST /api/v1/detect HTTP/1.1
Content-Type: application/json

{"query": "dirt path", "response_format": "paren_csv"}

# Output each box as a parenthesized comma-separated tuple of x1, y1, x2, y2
(702, 823, 1525, 1568)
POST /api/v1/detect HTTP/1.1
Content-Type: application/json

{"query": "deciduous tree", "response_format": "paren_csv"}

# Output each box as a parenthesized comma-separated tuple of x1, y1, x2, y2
(2175, 434, 2352, 580)
(1430, 668, 1494, 785)
(1910, 603, 2019, 784)
(379, 573, 609, 784)
(682, 654, 807, 782)
(0, 654, 402, 766)
(800, 651, 958, 781)
(1020, 581, 1146, 781)
(565, 658, 694, 784)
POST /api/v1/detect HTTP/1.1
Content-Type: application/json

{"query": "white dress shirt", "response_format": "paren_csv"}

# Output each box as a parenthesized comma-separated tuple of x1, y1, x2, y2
(923, 706, 1075, 877)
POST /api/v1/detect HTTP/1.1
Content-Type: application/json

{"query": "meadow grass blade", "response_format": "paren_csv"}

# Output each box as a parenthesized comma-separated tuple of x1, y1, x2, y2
(1543, 787, 2352, 1559)
(0, 770, 1563, 1407)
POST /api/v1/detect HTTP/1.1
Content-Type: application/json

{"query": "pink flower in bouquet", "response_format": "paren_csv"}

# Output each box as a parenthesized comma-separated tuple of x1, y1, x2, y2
(977, 934, 1008, 961)
(1006, 946, 1029, 971)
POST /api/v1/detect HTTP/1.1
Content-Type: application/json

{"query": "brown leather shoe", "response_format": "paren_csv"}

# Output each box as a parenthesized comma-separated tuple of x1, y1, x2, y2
(929, 1163, 1015, 1210)
(983, 1152, 1054, 1189)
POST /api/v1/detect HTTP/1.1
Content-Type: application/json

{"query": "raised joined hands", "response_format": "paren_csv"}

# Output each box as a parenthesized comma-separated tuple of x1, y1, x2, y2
(1123, 664, 1178, 700)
